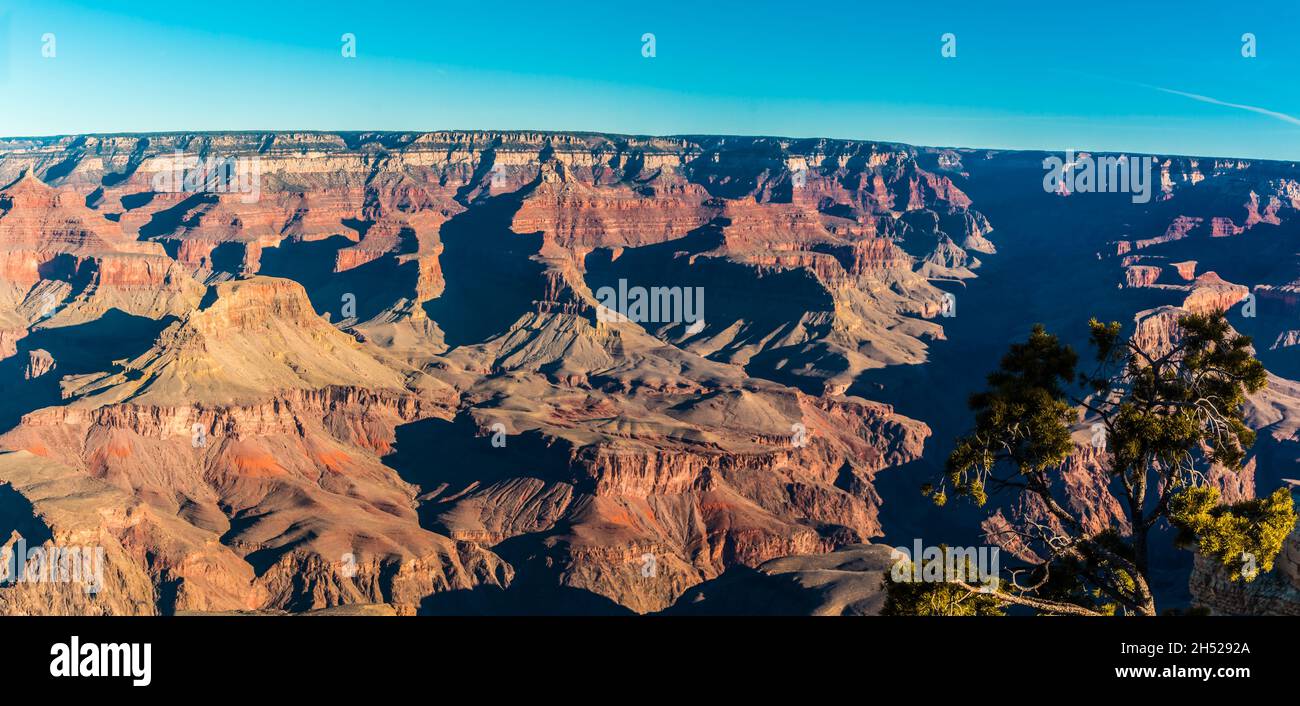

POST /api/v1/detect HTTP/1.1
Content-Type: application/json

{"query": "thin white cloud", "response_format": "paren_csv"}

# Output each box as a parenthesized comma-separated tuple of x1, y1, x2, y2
(1152, 86, 1300, 127)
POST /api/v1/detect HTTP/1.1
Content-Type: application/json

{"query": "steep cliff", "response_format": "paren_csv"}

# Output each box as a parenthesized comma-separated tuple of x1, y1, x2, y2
(1, 131, 1296, 615)
(0, 131, 958, 614)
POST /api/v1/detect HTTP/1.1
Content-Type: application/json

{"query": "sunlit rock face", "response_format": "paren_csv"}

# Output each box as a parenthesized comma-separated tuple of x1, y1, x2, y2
(0, 131, 1297, 614)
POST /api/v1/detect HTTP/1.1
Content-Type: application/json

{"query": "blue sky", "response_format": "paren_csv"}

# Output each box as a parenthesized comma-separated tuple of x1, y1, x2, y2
(1, 0, 1298, 160)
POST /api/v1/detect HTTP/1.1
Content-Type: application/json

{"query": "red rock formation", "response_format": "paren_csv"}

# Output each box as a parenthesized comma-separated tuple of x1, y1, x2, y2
(0, 133, 973, 614)
(1209, 217, 1245, 237)
(1182, 272, 1249, 314)
(1135, 216, 1201, 250)
(1171, 260, 1197, 281)
(23, 349, 54, 379)
(1125, 265, 1162, 287)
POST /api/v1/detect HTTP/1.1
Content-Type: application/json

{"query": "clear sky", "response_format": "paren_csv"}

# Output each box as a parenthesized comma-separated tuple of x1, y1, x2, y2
(0, 0, 1298, 160)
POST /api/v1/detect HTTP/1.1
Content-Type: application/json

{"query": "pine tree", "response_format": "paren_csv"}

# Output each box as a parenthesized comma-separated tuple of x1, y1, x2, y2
(887, 311, 1296, 616)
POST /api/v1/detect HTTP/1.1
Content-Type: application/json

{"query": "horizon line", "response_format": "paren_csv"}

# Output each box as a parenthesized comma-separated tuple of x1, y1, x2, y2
(0, 127, 1296, 166)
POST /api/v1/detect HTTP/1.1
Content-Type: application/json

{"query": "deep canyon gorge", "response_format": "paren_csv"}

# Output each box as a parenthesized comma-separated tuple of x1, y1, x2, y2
(0, 131, 1296, 615)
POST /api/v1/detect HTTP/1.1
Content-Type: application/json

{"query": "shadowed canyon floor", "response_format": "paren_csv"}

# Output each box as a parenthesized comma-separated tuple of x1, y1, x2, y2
(0, 131, 1297, 615)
